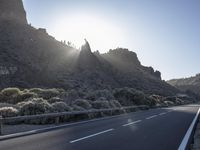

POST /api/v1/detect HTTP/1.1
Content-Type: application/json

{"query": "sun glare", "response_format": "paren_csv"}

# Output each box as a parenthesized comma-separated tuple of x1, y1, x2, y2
(52, 14, 125, 53)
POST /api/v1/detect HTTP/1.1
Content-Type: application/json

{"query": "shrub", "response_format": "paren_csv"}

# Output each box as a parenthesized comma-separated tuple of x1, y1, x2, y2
(163, 96, 184, 105)
(113, 87, 147, 106)
(164, 101, 174, 106)
(0, 88, 23, 104)
(48, 97, 64, 104)
(72, 105, 86, 111)
(1, 88, 21, 97)
(92, 100, 110, 109)
(0, 103, 16, 108)
(109, 100, 122, 108)
(0, 88, 38, 104)
(61, 89, 82, 104)
(149, 95, 163, 104)
(0, 107, 19, 117)
(29, 88, 60, 99)
(73, 99, 92, 110)
(52, 102, 72, 112)
(86, 89, 114, 101)
(19, 98, 53, 115)
(18, 92, 37, 101)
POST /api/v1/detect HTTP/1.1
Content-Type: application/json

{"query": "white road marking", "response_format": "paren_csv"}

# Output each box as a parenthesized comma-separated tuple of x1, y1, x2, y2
(122, 120, 142, 127)
(70, 129, 114, 143)
(146, 115, 158, 120)
(167, 110, 173, 113)
(178, 107, 200, 150)
(158, 112, 167, 116)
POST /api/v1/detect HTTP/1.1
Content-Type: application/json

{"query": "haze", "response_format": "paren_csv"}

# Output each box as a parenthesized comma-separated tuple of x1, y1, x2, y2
(22, 0, 200, 80)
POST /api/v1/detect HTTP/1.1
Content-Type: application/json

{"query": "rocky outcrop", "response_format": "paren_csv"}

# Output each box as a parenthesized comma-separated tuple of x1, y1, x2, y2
(0, 0, 180, 97)
(0, 0, 27, 24)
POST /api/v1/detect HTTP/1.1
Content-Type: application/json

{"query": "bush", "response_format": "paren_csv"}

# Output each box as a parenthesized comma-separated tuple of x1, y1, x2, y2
(48, 97, 64, 104)
(0, 107, 19, 117)
(163, 96, 184, 105)
(18, 92, 37, 101)
(52, 102, 72, 112)
(164, 101, 174, 106)
(60, 89, 83, 105)
(73, 99, 92, 110)
(0, 88, 23, 104)
(86, 89, 114, 101)
(72, 105, 86, 111)
(149, 95, 163, 104)
(113, 87, 147, 106)
(19, 98, 53, 115)
(109, 100, 122, 108)
(0, 103, 16, 109)
(1, 88, 21, 97)
(92, 100, 110, 109)
(29, 88, 60, 99)
(0, 88, 38, 104)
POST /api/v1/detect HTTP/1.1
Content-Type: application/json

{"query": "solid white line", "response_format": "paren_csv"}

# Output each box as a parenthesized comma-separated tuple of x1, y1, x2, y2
(122, 120, 142, 127)
(178, 107, 200, 150)
(146, 115, 158, 120)
(70, 129, 114, 143)
(158, 112, 167, 116)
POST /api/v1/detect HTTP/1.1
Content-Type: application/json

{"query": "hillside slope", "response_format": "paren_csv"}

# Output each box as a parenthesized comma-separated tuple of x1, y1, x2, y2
(168, 74, 200, 95)
(0, 0, 179, 96)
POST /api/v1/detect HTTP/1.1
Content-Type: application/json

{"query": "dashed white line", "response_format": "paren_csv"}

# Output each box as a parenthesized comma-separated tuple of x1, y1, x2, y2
(146, 115, 158, 120)
(70, 129, 114, 143)
(158, 112, 167, 116)
(167, 110, 173, 113)
(122, 120, 142, 127)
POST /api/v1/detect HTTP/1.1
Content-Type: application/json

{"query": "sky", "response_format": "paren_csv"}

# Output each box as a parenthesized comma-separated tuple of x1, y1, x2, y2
(22, 0, 200, 80)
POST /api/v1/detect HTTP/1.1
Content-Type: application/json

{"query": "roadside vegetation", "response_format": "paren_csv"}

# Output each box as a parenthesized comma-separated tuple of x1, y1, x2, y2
(0, 87, 194, 119)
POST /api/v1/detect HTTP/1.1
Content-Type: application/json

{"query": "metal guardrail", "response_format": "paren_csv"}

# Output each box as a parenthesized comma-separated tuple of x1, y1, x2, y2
(0, 105, 149, 135)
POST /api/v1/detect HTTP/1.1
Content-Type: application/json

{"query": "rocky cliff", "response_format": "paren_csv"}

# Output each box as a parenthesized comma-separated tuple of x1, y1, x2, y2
(0, 0, 27, 24)
(0, 0, 179, 96)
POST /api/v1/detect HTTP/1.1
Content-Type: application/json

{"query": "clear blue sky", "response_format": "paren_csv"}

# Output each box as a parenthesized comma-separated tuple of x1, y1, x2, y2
(22, 0, 200, 80)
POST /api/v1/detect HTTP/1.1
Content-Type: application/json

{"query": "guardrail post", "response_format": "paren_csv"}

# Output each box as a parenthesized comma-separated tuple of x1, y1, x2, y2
(0, 115, 3, 135)
(55, 117, 59, 125)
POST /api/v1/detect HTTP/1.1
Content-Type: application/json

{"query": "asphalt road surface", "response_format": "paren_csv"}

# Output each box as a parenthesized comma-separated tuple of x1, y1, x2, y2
(0, 104, 199, 150)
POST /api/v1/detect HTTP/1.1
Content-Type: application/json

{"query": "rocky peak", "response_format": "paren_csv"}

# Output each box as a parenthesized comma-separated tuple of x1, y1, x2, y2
(0, 0, 27, 24)
(80, 39, 92, 53)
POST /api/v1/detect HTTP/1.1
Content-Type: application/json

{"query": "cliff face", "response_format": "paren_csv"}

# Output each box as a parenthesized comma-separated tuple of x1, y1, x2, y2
(0, 0, 27, 24)
(0, 0, 179, 96)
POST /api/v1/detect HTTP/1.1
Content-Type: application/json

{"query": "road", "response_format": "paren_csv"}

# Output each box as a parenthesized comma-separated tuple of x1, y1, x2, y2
(0, 104, 199, 150)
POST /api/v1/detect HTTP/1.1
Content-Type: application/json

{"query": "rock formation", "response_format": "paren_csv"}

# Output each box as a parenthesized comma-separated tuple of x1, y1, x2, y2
(0, 0, 27, 24)
(0, 0, 180, 96)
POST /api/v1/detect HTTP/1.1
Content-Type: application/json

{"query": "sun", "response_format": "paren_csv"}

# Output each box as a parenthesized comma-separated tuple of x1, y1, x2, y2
(51, 13, 125, 53)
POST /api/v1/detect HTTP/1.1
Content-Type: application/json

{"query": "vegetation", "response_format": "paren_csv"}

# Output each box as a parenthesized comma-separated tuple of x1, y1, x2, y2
(0, 107, 19, 117)
(0, 87, 192, 124)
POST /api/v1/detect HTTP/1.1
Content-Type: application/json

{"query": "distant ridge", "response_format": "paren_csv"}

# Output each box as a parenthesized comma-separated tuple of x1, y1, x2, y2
(168, 74, 200, 96)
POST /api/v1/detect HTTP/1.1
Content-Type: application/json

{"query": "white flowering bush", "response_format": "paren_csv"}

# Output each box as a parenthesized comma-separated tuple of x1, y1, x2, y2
(0, 107, 19, 117)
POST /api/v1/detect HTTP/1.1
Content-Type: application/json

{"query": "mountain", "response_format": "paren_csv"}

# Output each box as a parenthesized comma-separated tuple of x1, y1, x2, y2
(168, 74, 200, 96)
(0, 0, 27, 24)
(0, 0, 179, 96)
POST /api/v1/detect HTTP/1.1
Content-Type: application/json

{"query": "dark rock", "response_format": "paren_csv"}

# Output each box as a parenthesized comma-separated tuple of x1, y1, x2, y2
(0, 0, 180, 97)
(0, 0, 27, 24)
